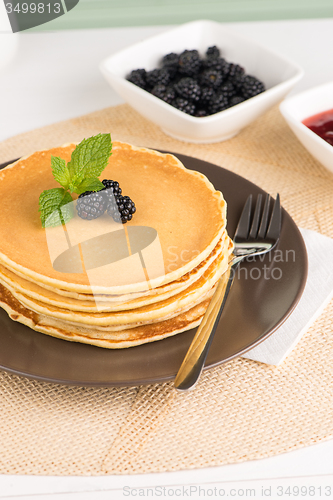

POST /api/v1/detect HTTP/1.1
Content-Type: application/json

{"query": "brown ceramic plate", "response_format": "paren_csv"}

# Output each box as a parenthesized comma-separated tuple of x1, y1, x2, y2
(0, 154, 307, 386)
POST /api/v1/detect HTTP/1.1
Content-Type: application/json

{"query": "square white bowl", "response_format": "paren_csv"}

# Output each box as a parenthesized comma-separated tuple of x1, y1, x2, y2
(100, 20, 303, 144)
(280, 81, 333, 174)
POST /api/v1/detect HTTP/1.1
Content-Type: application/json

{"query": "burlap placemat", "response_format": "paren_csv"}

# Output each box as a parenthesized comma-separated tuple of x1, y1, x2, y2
(0, 104, 333, 476)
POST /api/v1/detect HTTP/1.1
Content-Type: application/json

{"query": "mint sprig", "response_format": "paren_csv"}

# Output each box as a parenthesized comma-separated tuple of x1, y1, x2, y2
(51, 156, 70, 190)
(39, 133, 112, 227)
(39, 188, 74, 228)
(74, 177, 105, 195)
(67, 134, 112, 190)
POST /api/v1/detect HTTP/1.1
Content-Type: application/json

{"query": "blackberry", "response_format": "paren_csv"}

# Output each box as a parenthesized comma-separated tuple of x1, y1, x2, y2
(102, 179, 122, 220)
(146, 68, 170, 88)
(76, 191, 106, 220)
(227, 64, 245, 90)
(101, 179, 122, 199)
(206, 45, 220, 59)
(219, 81, 236, 99)
(200, 69, 223, 89)
(203, 57, 230, 78)
(228, 72, 245, 91)
(162, 52, 179, 67)
(198, 86, 216, 106)
(161, 52, 179, 78)
(241, 75, 265, 99)
(171, 97, 196, 115)
(227, 63, 245, 79)
(208, 92, 229, 114)
(101, 180, 136, 223)
(178, 50, 201, 77)
(174, 77, 201, 102)
(107, 195, 136, 224)
(151, 84, 176, 104)
(126, 69, 147, 89)
(228, 95, 245, 107)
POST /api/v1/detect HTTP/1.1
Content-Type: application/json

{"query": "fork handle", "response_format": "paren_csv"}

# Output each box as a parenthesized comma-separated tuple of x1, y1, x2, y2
(174, 262, 239, 391)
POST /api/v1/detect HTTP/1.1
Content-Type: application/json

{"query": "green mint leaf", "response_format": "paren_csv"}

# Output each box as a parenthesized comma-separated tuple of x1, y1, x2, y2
(39, 188, 74, 228)
(67, 133, 112, 189)
(74, 177, 105, 195)
(51, 155, 70, 189)
(39, 134, 112, 227)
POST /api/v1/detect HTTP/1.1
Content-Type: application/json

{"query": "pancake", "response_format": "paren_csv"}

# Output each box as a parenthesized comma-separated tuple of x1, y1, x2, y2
(0, 234, 231, 312)
(0, 140, 232, 348)
(6, 238, 230, 327)
(0, 141, 226, 294)
(0, 268, 230, 348)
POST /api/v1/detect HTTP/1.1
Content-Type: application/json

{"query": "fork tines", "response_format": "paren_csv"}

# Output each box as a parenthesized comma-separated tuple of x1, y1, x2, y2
(235, 193, 281, 242)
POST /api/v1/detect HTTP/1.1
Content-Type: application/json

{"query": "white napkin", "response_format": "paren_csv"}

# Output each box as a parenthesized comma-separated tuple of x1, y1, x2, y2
(242, 228, 333, 365)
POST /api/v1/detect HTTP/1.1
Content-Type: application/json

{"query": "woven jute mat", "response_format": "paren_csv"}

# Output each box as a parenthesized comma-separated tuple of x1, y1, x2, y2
(0, 104, 333, 475)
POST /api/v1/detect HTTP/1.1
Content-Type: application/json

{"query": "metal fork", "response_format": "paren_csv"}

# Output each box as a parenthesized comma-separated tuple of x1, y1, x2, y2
(174, 193, 281, 391)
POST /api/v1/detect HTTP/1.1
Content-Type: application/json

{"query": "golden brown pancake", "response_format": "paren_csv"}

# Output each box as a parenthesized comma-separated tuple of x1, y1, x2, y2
(0, 268, 230, 348)
(0, 142, 226, 294)
(0, 141, 231, 348)
(6, 239, 229, 327)
(0, 234, 231, 312)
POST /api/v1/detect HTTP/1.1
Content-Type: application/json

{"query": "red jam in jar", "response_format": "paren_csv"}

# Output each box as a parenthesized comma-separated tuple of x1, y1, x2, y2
(303, 109, 333, 146)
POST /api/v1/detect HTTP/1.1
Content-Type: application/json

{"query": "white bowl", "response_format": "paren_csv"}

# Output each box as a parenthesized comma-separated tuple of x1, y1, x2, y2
(100, 20, 303, 144)
(280, 81, 333, 174)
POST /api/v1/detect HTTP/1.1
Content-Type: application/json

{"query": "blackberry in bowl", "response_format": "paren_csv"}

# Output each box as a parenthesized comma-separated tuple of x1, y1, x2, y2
(126, 47, 265, 119)
(100, 20, 303, 143)
(174, 77, 201, 102)
(178, 50, 201, 77)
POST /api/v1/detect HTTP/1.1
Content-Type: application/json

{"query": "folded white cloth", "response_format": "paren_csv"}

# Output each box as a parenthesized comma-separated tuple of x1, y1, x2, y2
(242, 228, 333, 365)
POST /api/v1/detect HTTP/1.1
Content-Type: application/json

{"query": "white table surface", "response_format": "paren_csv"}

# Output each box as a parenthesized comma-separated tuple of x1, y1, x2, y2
(1, 18, 333, 500)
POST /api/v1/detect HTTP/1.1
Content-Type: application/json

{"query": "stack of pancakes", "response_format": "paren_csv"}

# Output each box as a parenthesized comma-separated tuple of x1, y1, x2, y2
(0, 141, 232, 348)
